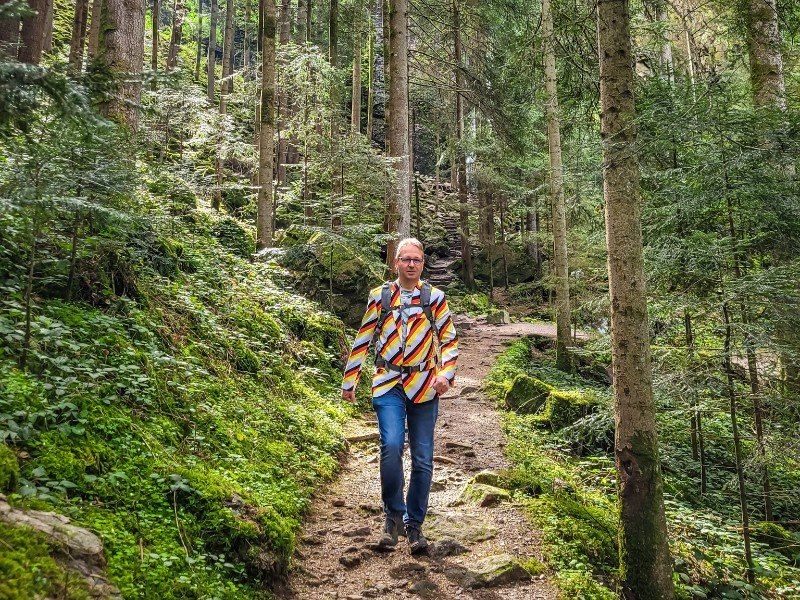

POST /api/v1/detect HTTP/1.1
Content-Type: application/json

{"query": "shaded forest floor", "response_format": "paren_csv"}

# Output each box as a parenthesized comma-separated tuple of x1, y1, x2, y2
(287, 317, 561, 600)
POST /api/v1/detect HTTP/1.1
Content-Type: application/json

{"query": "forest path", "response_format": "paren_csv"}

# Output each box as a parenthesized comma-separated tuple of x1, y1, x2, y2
(286, 317, 560, 599)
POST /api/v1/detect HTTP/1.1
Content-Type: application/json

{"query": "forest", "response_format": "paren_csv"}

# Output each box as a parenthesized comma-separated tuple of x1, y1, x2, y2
(0, 0, 799, 598)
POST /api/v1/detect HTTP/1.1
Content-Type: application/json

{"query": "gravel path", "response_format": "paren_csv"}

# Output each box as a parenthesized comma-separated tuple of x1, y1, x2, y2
(286, 318, 561, 600)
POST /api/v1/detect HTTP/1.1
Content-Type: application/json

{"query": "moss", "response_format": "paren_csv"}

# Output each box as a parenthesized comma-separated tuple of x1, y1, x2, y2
(751, 521, 799, 561)
(540, 390, 597, 429)
(213, 217, 255, 259)
(522, 556, 547, 576)
(0, 444, 19, 492)
(504, 374, 553, 414)
(0, 522, 91, 600)
(231, 341, 261, 375)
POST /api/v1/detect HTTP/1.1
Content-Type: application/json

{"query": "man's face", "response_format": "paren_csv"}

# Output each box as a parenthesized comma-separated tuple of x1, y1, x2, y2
(395, 245, 424, 284)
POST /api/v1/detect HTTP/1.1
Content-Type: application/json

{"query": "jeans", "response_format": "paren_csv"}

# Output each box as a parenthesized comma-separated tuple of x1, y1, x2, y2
(372, 384, 439, 527)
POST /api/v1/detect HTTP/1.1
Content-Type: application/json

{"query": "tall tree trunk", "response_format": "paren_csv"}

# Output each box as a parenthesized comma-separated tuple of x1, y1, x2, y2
(0, 0, 20, 52)
(207, 0, 218, 101)
(381, 0, 389, 135)
(597, 0, 674, 596)
(385, 0, 410, 264)
(453, 0, 473, 288)
(365, 0, 375, 140)
(42, 0, 52, 52)
(167, 0, 186, 69)
(213, 0, 234, 210)
(18, 0, 48, 63)
(296, 0, 307, 41)
(722, 301, 756, 583)
(351, 0, 362, 134)
(328, 0, 337, 65)
(256, 0, 276, 249)
(745, 0, 785, 110)
(152, 0, 160, 75)
(276, 0, 290, 185)
(243, 0, 251, 71)
(543, 0, 571, 371)
(524, 191, 541, 277)
(69, 0, 90, 71)
(684, 310, 707, 494)
(87, 0, 103, 60)
(97, 0, 147, 132)
(194, 0, 202, 80)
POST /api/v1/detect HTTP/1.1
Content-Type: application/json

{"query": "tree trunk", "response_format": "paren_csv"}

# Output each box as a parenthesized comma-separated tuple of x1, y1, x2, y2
(243, 0, 250, 71)
(69, 0, 90, 71)
(0, 0, 20, 52)
(365, 1, 375, 140)
(722, 301, 756, 583)
(453, 0, 473, 288)
(295, 0, 307, 41)
(194, 1, 202, 80)
(276, 0, 290, 185)
(597, 0, 674, 596)
(87, 0, 102, 59)
(97, 0, 147, 132)
(207, 0, 217, 101)
(543, 0, 571, 371)
(152, 0, 160, 75)
(385, 0, 410, 265)
(328, 0, 337, 66)
(167, 0, 186, 70)
(18, 0, 48, 63)
(351, 0, 362, 134)
(213, 0, 234, 210)
(745, 0, 785, 109)
(42, 0, 52, 52)
(256, 0, 276, 250)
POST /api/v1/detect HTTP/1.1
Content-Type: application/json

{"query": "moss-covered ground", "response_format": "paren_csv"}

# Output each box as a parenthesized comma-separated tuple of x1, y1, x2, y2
(486, 337, 800, 600)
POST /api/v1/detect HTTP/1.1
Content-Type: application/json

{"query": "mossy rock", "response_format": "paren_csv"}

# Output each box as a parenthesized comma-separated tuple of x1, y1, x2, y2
(461, 483, 511, 507)
(212, 217, 255, 259)
(540, 390, 596, 429)
(470, 470, 504, 488)
(0, 445, 19, 492)
(751, 521, 799, 561)
(463, 553, 531, 588)
(504, 375, 552, 414)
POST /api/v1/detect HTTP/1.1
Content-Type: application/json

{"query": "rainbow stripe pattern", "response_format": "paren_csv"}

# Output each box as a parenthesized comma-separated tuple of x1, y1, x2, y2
(342, 280, 459, 403)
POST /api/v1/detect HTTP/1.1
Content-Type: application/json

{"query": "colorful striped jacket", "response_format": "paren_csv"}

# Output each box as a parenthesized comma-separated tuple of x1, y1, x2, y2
(341, 279, 459, 403)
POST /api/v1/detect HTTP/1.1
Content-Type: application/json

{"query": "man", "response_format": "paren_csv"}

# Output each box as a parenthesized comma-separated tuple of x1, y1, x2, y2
(341, 238, 459, 554)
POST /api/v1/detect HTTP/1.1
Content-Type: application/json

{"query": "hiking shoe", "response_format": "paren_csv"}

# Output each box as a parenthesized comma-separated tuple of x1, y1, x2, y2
(405, 524, 428, 555)
(376, 514, 403, 548)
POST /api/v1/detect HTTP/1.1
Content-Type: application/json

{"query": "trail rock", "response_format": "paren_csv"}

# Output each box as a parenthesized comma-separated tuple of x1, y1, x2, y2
(339, 554, 361, 568)
(461, 483, 511, 507)
(459, 385, 480, 395)
(346, 432, 380, 443)
(486, 310, 510, 325)
(459, 554, 531, 588)
(408, 578, 439, 596)
(343, 525, 371, 537)
(445, 441, 473, 450)
(433, 455, 457, 465)
(427, 537, 468, 559)
(471, 470, 503, 487)
(425, 512, 497, 543)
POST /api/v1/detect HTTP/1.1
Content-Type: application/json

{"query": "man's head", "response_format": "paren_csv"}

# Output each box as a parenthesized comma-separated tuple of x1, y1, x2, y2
(394, 238, 424, 288)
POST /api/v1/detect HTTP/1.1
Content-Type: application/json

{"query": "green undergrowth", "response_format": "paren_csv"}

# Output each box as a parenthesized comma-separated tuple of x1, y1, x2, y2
(486, 337, 800, 600)
(0, 210, 355, 598)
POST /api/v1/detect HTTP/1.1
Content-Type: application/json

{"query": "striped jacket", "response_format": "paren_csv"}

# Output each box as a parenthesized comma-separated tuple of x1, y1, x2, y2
(342, 280, 459, 403)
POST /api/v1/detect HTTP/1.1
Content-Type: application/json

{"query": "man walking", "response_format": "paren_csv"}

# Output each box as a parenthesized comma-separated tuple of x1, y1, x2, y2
(341, 238, 459, 554)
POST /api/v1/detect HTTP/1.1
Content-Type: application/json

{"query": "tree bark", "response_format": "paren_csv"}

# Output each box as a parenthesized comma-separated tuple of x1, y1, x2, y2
(453, 0, 473, 288)
(295, 0, 307, 42)
(543, 0, 571, 371)
(207, 0, 217, 101)
(365, 0, 375, 140)
(194, 0, 202, 80)
(256, 0, 276, 250)
(597, 0, 674, 596)
(152, 0, 160, 75)
(220, 0, 234, 97)
(18, 0, 48, 63)
(0, 0, 20, 52)
(69, 0, 90, 71)
(41, 0, 52, 52)
(97, 0, 147, 132)
(385, 0, 410, 264)
(351, 0, 362, 134)
(243, 0, 250, 71)
(167, 0, 186, 70)
(276, 0, 290, 185)
(745, 0, 785, 110)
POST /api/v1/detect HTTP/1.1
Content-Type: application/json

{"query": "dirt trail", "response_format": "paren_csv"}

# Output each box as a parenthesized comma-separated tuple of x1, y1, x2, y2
(287, 318, 560, 600)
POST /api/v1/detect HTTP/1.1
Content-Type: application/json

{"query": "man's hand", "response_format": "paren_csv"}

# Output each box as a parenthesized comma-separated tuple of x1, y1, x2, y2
(342, 389, 356, 403)
(431, 375, 451, 396)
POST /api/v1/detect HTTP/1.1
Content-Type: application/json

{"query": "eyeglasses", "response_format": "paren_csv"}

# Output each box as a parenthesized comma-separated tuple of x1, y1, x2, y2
(397, 257, 424, 265)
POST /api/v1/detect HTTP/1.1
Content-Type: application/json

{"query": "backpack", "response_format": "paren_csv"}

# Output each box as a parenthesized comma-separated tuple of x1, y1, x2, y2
(372, 281, 438, 352)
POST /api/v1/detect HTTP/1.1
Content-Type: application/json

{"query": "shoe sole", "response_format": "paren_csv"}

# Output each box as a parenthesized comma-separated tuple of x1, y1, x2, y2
(408, 540, 428, 555)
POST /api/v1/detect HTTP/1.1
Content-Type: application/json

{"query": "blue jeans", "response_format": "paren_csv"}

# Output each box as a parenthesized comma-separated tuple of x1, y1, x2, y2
(372, 384, 439, 527)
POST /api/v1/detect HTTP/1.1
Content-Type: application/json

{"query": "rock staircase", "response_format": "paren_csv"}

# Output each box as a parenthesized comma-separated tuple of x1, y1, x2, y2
(416, 176, 463, 289)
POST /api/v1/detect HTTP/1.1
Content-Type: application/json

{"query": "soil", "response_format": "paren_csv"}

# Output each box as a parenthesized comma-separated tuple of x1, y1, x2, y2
(286, 317, 564, 600)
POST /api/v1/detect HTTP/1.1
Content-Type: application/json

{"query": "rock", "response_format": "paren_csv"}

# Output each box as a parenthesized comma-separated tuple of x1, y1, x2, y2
(358, 503, 382, 514)
(346, 432, 380, 443)
(471, 470, 503, 487)
(339, 554, 361, 568)
(458, 554, 531, 588)
(361, 588, 380, 598)
(428, 537, 467, 559)
(463, 450, 476, 457)
(486, 310, 510, 325)
(408, 579, 439, 596)
(461, 483, 511, 507)
(332, 499, 346, 507)
(433, 455, 457, 465)
(445, 441, 473, 450)
(425, 512, 497, 543)
(504, 374, 552, 414)
(460, 385, 479, 395)
(344, 525, 371, 537)
(459, 321, 474, 330)
(389, 562, 426, 578)
(430, 479, 447, 492)
(366, 455, 378, 464)
(540, 389, 597, 429)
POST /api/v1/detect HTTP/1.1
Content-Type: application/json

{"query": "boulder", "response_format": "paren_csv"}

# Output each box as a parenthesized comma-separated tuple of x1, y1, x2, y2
(485, 310, 510, 325)
(461, 554, 531, 588)
(425, 511, 497, 543)
(540, 390, 596, 429)
(470, 470, 503, 488)
(461, 483, 511, 507)
(504, 375, 552, 414)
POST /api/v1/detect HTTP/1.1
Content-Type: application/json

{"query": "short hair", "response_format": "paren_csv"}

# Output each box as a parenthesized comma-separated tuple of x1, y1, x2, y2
(395, 237, 424, 259)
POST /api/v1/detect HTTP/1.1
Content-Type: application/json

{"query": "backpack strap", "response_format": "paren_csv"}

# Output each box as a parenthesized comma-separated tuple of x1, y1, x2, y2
(372, 282, 394, 351)
(420, 282, 438, 337)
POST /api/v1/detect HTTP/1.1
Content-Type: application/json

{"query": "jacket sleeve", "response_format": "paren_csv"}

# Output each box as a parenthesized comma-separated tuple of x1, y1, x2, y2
(342, 290, 380, 392)
(434, 293, 459, 383)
